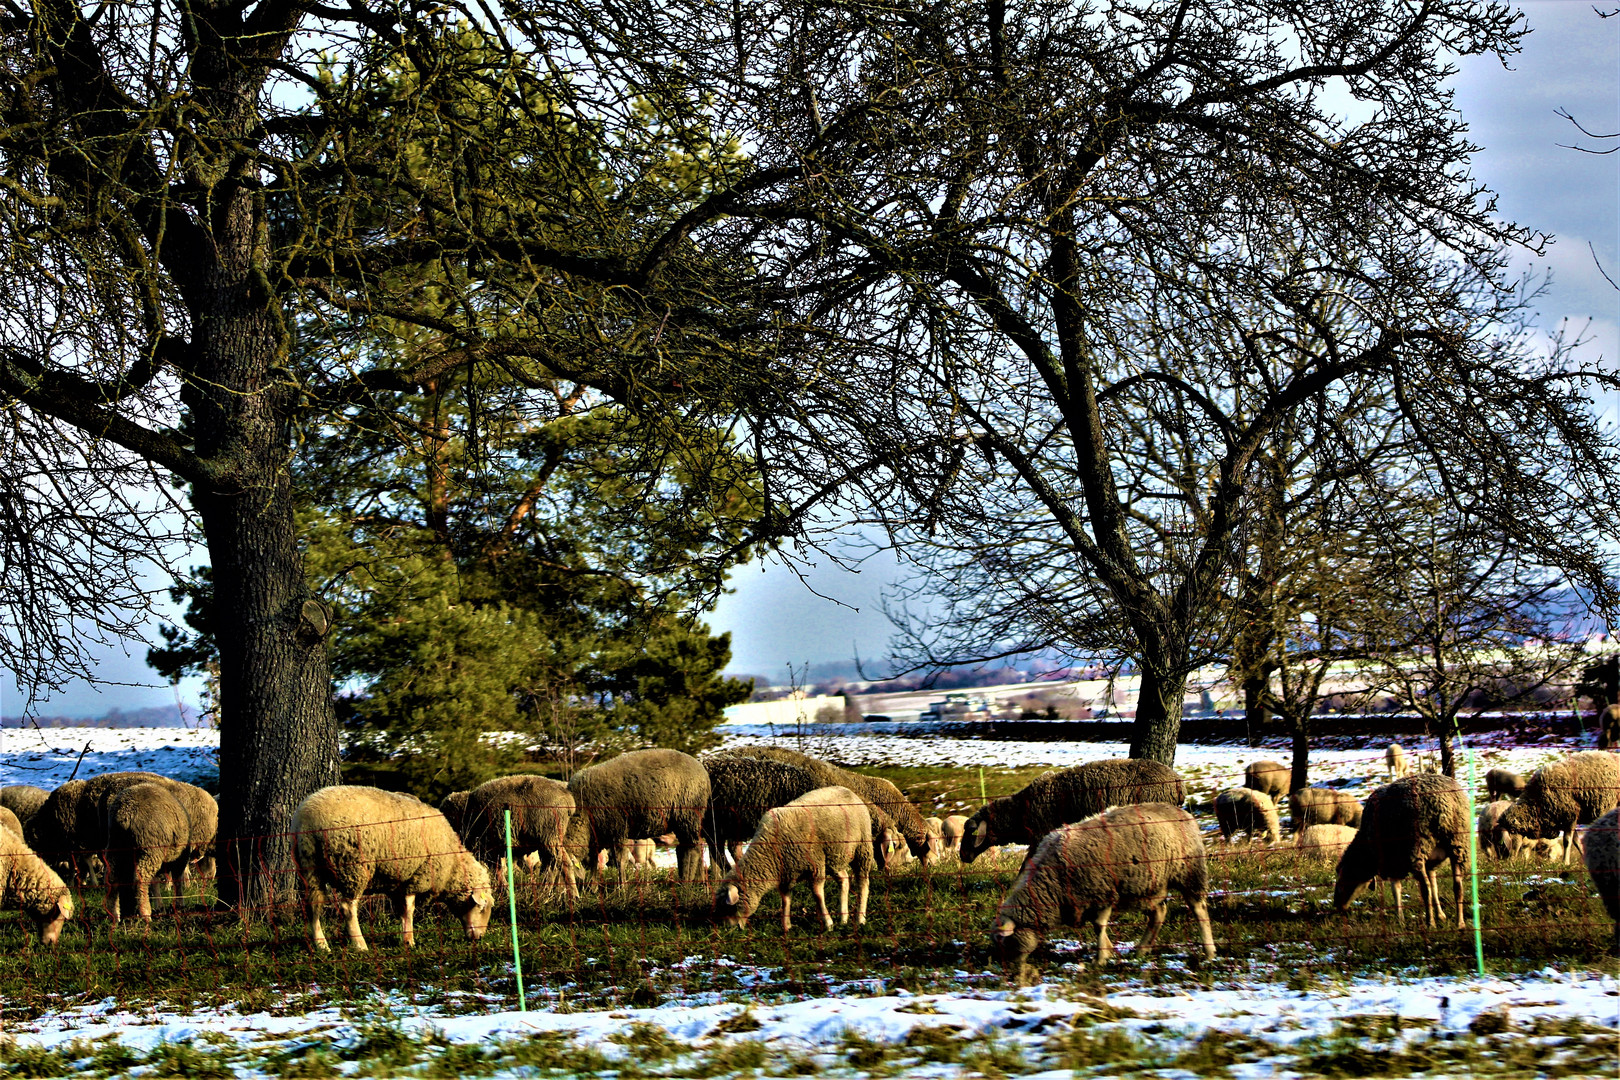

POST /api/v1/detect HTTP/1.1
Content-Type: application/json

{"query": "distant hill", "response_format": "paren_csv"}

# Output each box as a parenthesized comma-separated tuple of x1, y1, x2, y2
(1, 704, 201, 729)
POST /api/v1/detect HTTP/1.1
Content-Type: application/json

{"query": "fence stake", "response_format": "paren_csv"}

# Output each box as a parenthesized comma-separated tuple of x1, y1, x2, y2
(1465, 749, 1486, 976)
(504, 809, 527, 1011)
(979, 766, 986, 805)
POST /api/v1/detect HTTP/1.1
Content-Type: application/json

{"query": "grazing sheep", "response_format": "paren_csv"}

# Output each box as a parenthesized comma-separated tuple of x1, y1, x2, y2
(1485, 768, 1526, 802)
(0, 827, 73, 944)
(1332, 774, 1469, 929)
(1582, 807, 1619, 937)
(740, 747, 935, 863)
(1499, 752, 1620, 865)
(22, 779, 90, 878)
(0, 785, 48, 825)
(439, 791, 471, 835)
(0, 805, 22, 839)
(715, 785, 876, 933)
(702, 754, 823, 873)
(1295, 824, 1358, 862)
(1385, 743, 1408, 779)
(1214, 788, 1279, 844)
(961, 759, 1185, 864)
(460, 775, 577, 898)
(292, 785, 494, 952)
(1527, 835, 1580, 863)
(566, 749, 710, 882)
(990, 804, 1215, 983)
(597, 837, 657, 874)
(1243, 761, 1289, 801)
(1289, 786, 1363, 834)
(1477, 800, 1523, 861)
(104, 782, 193, 923)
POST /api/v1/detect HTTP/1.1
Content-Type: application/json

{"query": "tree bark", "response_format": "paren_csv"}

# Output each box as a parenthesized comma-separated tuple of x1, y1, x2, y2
(1130, 665, 1184, 765)
(1288, 713, 1311, 794)
(1243, 679, 1268, 748)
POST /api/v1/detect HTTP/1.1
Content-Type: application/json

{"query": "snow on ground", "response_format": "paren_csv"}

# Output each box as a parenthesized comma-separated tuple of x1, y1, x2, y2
(0, 725, 219, 790)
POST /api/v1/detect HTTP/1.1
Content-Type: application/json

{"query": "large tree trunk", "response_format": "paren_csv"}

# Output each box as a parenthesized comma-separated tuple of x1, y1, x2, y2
(1243, 679, 1268, 748)
(1288, 712, 1311, 793)
(1130, 665, 1184, 765)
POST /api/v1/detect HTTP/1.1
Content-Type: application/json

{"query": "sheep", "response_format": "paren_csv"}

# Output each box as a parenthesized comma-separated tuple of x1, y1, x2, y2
(961, 759, 1185, 863)
(1498, 751, 1620, 865)
(990, 804, 1215, 983)
(1582, 806, 1619, 938)
(292, 785, 494, 952)
(0, 827, 73, 945)
(1332, 773, 1469, 929)
(565, 749, 710, 882)
(1288, 786, 1363, 834)
(104, 782, 194, 923)
(739, 746, 935, 863)
(23, 779, 90, 878)
(1295, 824, 1358, 862)
(1527, 834, 1581, 863)
(438, 790, 471, 835)
(1243, 760, 1289, 801)
(702, 754, 824, 872)
(460, 775, 577, 897)
(1214, 788, 1279, 844)
(0, 785, 48, 825)
(1385, 743, 1408, 779)
(597, 837, 656, 874)
(714, 785, 875, 933)
(1477, 800, 1523, 861)
(0, 805, 21, 839)
(1485, 768, 1526, 802)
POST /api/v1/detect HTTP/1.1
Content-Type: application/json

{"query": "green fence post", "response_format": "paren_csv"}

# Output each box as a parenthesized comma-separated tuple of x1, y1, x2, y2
(504, 808, 527, 1011)
(979, 766, 987, 805)
(1465, 749, 1486, 976)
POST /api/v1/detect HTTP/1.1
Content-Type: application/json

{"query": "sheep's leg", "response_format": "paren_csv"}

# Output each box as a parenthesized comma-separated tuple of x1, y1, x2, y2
(1412, 868, 1436, 929)
(307, 886, 330, 952)
(1390, 879, 1404, 923)
(398, 892, 417, 947)
(809, 875, 833, 930)
(780, 888, 793, 935)
(854, 869, 869, 927)
(835, 869, 850, 926)
(1093, 906, 1115, 967)
(1138, 898, 1168, 956)
(1562, 827, 1576, 866)
(1449, 858, 1465, 930)
(554, 848, 579, 900)
(676, 840, 703, 883)
(1188, 897, 1216, 960)
(343, 896, 369, 952)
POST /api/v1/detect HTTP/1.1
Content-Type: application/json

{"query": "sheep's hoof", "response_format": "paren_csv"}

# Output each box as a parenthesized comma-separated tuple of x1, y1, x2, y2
(313, 940, 331, 953)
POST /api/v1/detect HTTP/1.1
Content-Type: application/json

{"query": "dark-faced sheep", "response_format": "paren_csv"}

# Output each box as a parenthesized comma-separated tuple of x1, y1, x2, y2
(0, 785, 48, 825)
(961, 759, 1185, 863)
(0, 827, 73, 945)
(739, 746, 934, 864)
(714, 785, 875, 933)
(1215, 788, 1279, 844)
(1499, 751, 1620, 865)
(1333, 773, 1469, 929)
(461, 775, 577, 897)
(702, 753, 824, 873)
(1582, 806, 1619, 942)
(1289, 786, 1363, 834)
(1485, 768, 1526, 802)
(1244, 761, 1289, 802)
(566, 749, 710, 881)
(292, 785, 494, 952)
(991, 804, 1215, 984)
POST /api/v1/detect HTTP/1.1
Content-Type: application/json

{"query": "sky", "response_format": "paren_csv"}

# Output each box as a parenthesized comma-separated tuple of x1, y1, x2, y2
(6, 1, 1617, 715)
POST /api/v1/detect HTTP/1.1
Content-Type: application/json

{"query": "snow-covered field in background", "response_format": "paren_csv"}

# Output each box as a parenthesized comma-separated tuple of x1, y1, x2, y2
(0, 725, 219, 789)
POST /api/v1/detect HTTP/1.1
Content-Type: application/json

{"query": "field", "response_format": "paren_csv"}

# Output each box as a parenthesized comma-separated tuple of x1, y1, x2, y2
(0, 726, 1616, 1076)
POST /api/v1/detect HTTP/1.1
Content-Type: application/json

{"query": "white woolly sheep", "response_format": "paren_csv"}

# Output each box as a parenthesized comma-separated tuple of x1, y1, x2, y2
(1582, 806, 1619, 940)
(460, 775, 577, 897)
(1333, 774, 1469, 929)
(597, 837, 656, 874)
(962, 759, 1185, 863)
(0, 785, 48, 825)
(1243, 761, 1289, 801)
(1385, 743, 1407, 779)
(1215, 788, 1279, 844)
(1476, 800, 1523, 861)
(1289, 786, 1363, 833)
(741, 747, 935, 864)
(1295, 824, 1357, 862)
(1485, 768, 1526, 802)
(292, 785, 494, 952)
(0, 827, 73, 944)
(566, 749, 710, 882)
(991, 804, 1215, 983)
(715, 785, 876, 934)
(1499, 751, 1620, 865)
(0, 805, 21, 839)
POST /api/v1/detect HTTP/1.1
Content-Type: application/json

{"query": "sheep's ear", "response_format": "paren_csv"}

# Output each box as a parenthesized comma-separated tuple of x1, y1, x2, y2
(974, 822, 989, 843)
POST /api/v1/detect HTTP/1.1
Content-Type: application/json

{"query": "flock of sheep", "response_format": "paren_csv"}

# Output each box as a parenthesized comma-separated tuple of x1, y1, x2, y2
(1, 743, 1617, 985)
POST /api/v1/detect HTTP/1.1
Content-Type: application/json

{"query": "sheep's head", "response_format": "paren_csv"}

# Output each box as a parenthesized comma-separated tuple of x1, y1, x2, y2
(36, 891, 72, 946)
(960, 809, 997, 863)
(879, 828, 908, 870)
(714, 880, 757, 927)
(460, 886, 495, 940)
(1497, 801, 1540, 839)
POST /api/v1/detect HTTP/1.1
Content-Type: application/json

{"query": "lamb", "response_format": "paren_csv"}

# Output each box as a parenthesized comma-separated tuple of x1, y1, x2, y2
(597, 837, 656, 873)
(1527, 834, 1580, 862)
(990, 804, 1215, 983)
(565, 749, 710, 881)
(1288, 786, 1363, 834)
(460, 775, 577, 897)
(740, 746, 935, 863)
(1476, 800, 1523, 861)
(0, 784, 48, 825)
(1582, 806, 1619, 938)
(104, 782, 194, 922)
(1214, 788, 1279, 844)
(1295, 824, 1358, 862)
(0, 805, 22, 839)
(714, 785, 875, 933)
(1498, 751, 1620, 865)
(1385, 743, 1408, 779)
(0, 827, 73, 944)
(1243, 761, 1289, 801)
(1485, 768, 1526, 801)
(702, 753, 824, 872)
(1332, 773, 1469, 929)
(292, 785, 494, 952)
(961, 759, 1185, 863)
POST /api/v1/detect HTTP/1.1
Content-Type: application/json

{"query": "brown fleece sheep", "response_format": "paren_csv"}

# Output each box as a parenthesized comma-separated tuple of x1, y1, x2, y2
(438, 791, 471, 835)
(1289, 786, 1363, 833)
(1244, 761, 1289, 801)
(740, 746, 933, 863)
(1485, 768, 1526, 802)
(1582, 806, 1619, 938)
(0, 827, 73, 944)
(104, 782, 193, 923)
(566, 749, 710, 881)
(1332, 774, 1469, 929)
(1498, 752, 1620, 865)
(23, 779, 90, 879)
(1215, 788, 1279, 844)
(702, 753, 825, 872)
(461, 775, 577, 897)
(1295, 824, 1358, 862)
(991, 804, 1215, 983)
(0, 785, 48, 825)
(962, 759, 1185, 863)
(293, 785, 494, 952)
(714, 785, 875, 933)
